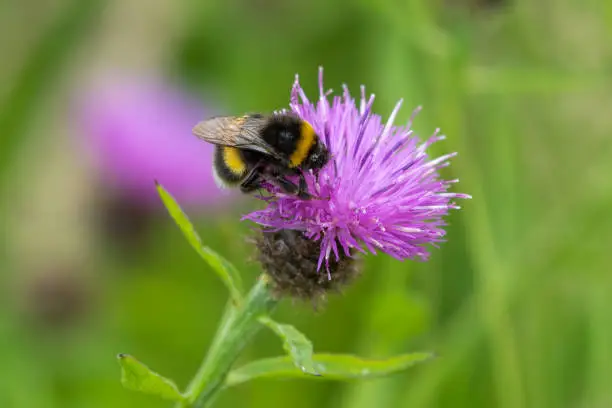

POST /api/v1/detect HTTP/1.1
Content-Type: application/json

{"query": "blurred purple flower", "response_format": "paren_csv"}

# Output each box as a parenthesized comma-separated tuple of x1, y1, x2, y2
(77, 75, 230, 208)
(245, 68, 471, 270)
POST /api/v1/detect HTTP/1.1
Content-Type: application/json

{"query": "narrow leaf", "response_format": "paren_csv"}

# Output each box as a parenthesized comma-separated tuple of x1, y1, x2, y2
(259, 317, 320, 376)
(226, 352, 434, 387)
(117, 354, 184, 402)
(155, 182, 243, 304)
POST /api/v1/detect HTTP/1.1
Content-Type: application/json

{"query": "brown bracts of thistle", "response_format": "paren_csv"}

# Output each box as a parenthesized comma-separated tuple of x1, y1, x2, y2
(253, 229, 361, 304)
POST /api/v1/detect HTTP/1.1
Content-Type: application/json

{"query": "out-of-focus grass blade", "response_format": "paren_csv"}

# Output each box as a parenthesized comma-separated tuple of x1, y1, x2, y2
(156, 182, 243, 304)
(468, 65, 604, 94)
(225, 352, 434, 387)
(0, 0, 104, 175)
(259, 316, 320, 376)
(117, 354, 185, 402)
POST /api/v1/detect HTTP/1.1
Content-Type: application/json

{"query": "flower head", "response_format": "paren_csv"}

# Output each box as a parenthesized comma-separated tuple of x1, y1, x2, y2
(77, 75, 234, 209)
(246, 68, 470, 270)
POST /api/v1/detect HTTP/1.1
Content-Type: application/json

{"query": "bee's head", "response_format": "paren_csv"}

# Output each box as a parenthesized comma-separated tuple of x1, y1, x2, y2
(305, 140, 330, 171)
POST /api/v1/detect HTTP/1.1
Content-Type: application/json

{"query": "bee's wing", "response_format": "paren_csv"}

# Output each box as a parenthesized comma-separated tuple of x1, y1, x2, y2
(192, 115, 278, 157)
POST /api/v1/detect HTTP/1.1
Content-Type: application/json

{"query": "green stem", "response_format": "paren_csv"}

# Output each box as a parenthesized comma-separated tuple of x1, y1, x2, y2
(178, 275, 278, 408)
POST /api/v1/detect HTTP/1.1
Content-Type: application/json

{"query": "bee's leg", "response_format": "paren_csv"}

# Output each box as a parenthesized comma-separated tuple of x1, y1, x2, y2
(296, 172, 312, 200)
(273, 175, 312, 200)
(240, 167, 263, 194)
(272, 175, 298, 195)
(240, 178, 263, 194)
(281, 169, 311, 200)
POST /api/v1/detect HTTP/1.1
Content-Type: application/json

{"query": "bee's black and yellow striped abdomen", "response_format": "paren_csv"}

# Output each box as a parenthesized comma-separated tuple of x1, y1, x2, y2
(213, 145, 248, 187)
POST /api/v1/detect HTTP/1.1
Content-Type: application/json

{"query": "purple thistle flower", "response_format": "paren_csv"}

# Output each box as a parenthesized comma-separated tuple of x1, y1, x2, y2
(245, 68, 471, 270)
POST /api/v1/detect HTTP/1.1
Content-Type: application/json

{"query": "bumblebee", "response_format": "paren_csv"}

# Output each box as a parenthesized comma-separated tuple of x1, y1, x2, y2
(193, 113, 329, 199)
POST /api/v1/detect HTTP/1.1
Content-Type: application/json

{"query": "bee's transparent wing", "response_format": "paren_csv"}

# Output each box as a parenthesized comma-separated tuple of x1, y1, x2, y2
(192, 115, 277, 157)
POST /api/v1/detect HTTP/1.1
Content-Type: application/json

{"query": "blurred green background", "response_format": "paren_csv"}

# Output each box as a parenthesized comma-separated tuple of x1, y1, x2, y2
(1, 0, 611, 407)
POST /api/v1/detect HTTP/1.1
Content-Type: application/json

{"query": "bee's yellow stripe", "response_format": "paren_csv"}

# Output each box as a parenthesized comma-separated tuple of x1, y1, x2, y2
(289, 121, 316, 167)
(223, 147, 247, 175)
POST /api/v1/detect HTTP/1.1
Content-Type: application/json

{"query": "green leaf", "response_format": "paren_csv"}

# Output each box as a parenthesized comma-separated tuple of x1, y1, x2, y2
(117, 354, 185, 402)
(155, 182, 243, 304)
(226, 352, 434, 387)
(259, 317, 320, 376)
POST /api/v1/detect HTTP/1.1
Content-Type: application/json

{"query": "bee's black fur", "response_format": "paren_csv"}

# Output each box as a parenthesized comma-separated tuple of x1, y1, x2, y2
(260, 115, 302, 159)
